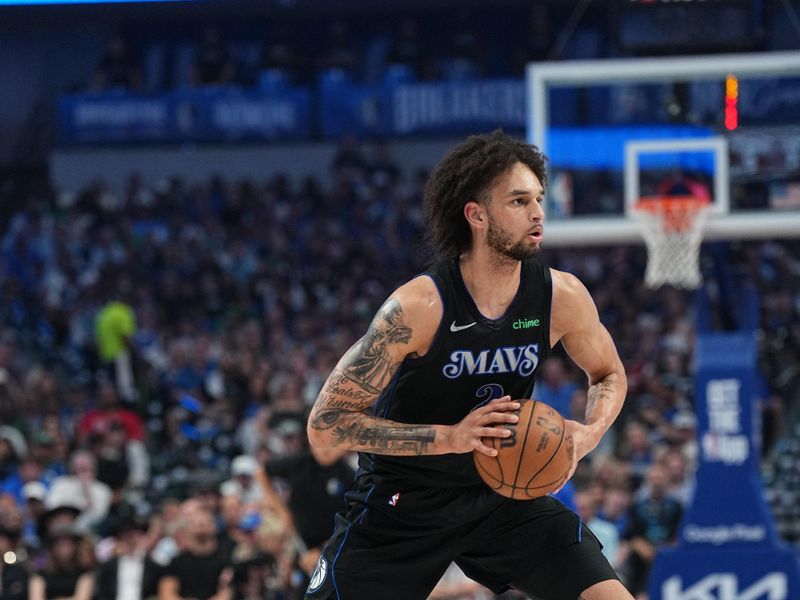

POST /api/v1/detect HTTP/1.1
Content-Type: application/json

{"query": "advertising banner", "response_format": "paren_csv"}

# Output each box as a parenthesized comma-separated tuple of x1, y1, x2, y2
(648, 333, 800, 600)
(59, 88, 311, 144)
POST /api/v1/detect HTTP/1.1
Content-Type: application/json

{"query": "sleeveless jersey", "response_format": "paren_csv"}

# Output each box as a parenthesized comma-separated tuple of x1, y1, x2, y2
(360, 256, 553, 489)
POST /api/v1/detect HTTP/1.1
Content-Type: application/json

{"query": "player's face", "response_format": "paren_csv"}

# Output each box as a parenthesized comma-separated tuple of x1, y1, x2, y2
(484, 162, 545, 261)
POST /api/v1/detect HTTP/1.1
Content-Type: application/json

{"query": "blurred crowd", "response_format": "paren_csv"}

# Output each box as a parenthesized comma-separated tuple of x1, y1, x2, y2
(1, 139, 799, 599)
(89, 16, 491, 94)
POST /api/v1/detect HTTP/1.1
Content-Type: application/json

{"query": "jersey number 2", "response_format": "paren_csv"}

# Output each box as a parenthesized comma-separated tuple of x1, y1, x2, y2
(473, 383, 506, 409)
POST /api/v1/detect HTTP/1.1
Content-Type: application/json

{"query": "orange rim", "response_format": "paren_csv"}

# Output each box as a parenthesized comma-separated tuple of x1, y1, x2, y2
(634, 195, 709, 232)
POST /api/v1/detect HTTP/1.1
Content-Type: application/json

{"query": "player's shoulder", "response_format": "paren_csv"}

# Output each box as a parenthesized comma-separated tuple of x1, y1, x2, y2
(549, 268, 596, 322)
(390, 274, 443, 322)
(392, 275, 441, 311)
(373, 275, 442, 357)
(549, 268, 587, 298)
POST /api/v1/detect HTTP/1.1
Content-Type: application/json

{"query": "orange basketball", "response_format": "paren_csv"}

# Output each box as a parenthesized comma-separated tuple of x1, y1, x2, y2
(473, 399, 574, 500)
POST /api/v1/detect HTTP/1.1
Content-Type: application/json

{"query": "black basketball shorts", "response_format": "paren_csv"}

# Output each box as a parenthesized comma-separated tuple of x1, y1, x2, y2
(304, 475, 618, 600)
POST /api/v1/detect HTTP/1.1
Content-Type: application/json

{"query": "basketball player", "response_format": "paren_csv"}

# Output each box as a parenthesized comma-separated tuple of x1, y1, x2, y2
(305, 131, 632, 600)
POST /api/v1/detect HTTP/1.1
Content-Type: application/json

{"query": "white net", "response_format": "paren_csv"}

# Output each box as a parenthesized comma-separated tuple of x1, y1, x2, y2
(634, 198, 710, 290)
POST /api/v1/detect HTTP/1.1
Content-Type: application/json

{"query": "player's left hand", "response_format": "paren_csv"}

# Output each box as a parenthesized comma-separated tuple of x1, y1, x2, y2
(553, 419, 600, 493)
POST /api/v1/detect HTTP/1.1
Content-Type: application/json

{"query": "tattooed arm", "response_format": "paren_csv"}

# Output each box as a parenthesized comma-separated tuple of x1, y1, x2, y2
(550, 269, 628, 480)
(307, 277, 519, 456)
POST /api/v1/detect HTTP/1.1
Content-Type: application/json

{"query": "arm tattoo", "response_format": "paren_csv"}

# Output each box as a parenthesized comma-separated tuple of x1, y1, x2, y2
(344, 298, 411, 394)
(331, 415, 436, 454)
(309, 298, 437, 455)
(586, 374, 618, 422)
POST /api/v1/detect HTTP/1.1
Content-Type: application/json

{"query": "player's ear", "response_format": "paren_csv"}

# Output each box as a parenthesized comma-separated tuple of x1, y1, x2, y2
(464, 201, 485, 228)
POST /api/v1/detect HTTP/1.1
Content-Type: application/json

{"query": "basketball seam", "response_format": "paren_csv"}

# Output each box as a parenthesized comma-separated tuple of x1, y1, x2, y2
(526, 473, 569, 489)
(473, 455, 504, 488)
(474, 434, 506, 487)
(510, 400, 536, 500)
(524, 413, 566, 492)
(492, 436, 505, 485)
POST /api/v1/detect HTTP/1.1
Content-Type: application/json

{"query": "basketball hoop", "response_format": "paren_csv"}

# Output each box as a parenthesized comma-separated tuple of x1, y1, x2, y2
(633, 195, 710, 290)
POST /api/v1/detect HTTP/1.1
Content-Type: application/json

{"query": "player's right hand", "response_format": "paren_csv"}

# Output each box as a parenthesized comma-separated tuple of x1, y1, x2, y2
(446, 396, 520, 457)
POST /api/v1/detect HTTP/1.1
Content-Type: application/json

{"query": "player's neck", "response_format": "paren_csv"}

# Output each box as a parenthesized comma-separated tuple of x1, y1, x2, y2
(458, 250, 521, 319)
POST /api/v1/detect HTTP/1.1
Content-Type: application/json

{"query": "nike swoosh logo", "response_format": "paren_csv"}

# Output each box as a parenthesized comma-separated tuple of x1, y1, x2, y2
(450, 321, 477, 332)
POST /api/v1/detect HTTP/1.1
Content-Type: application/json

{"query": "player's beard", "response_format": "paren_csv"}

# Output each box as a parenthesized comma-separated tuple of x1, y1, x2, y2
(486, 215, 540, 262)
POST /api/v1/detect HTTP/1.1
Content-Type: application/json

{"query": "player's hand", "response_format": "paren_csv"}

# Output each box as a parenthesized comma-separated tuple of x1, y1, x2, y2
(553, 419, 600, 493)
(446, 396, 520, 457)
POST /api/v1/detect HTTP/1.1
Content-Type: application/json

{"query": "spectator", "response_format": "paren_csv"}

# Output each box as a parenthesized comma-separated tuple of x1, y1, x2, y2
(194, 488, 223, 522)
(442, 11, 481, 80)
(386, 18, 424, 78)
(21, 481, 48, 547)
(617, 421, 654, 488)
(94, 419, 150, 496)
(236, 408, 271, 458)
(150, 500, 183, 568)
(619, 463, 683, 597)
(0, 427, 25, 483)
(1, 457, 44, 507)
(259, 25, 297, 86)
(319, 21, 357, 74)
(765, 422, 800, 552)
(0, 525, 28, 600)
(230, 550, 277, 600)
(158, 509, 232, 600)
(90, 35, 142, 92)
(193, 27, 236, 87)
(77, 383, 145, 444)
(659, 446, 694, 507)
(231, 471, 293, 582)
(575, 488, 621, 569)
(217, 495, 242, 560)
(93, 425, 131, 496)
(598, 485, 632, 537)
(29, 526, 95, 600)
(265, 417, 305, 460)
(533, 356, 579, 417)
(36, 503, 81, 546)
(513, 3, 551, 70)
(46, 451, 112, 532)
(0, 340, 23, 428)
(220, 456, 263, 505)
(27, 433, 64, 488)
(264, 445, 354, 585)
(330, 134, 367, 178)
(96, 516, 161, 600)
(669, 410, 698, 467)
(367, 143, 401, 189)
(95, 291, 138, 403)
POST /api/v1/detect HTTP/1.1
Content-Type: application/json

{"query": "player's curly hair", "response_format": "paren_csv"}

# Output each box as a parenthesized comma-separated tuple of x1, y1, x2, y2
(423, 130, 547, 258)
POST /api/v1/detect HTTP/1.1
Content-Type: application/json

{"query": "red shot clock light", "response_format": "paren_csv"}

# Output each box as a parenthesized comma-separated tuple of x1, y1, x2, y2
(725, 74, 738, 130)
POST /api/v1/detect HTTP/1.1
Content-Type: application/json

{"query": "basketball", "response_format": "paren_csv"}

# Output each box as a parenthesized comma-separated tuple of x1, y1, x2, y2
(474, 399, 574, 500)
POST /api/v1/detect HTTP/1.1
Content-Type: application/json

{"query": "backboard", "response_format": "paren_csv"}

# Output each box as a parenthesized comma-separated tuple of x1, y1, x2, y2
(526, 51, 800, 246)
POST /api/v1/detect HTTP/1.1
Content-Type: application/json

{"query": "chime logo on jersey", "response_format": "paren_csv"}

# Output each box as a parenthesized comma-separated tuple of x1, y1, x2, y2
(442, 344, 540, 379)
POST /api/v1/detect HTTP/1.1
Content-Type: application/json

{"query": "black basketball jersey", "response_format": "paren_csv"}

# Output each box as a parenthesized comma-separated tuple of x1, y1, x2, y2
(360, 256, 553, 489)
